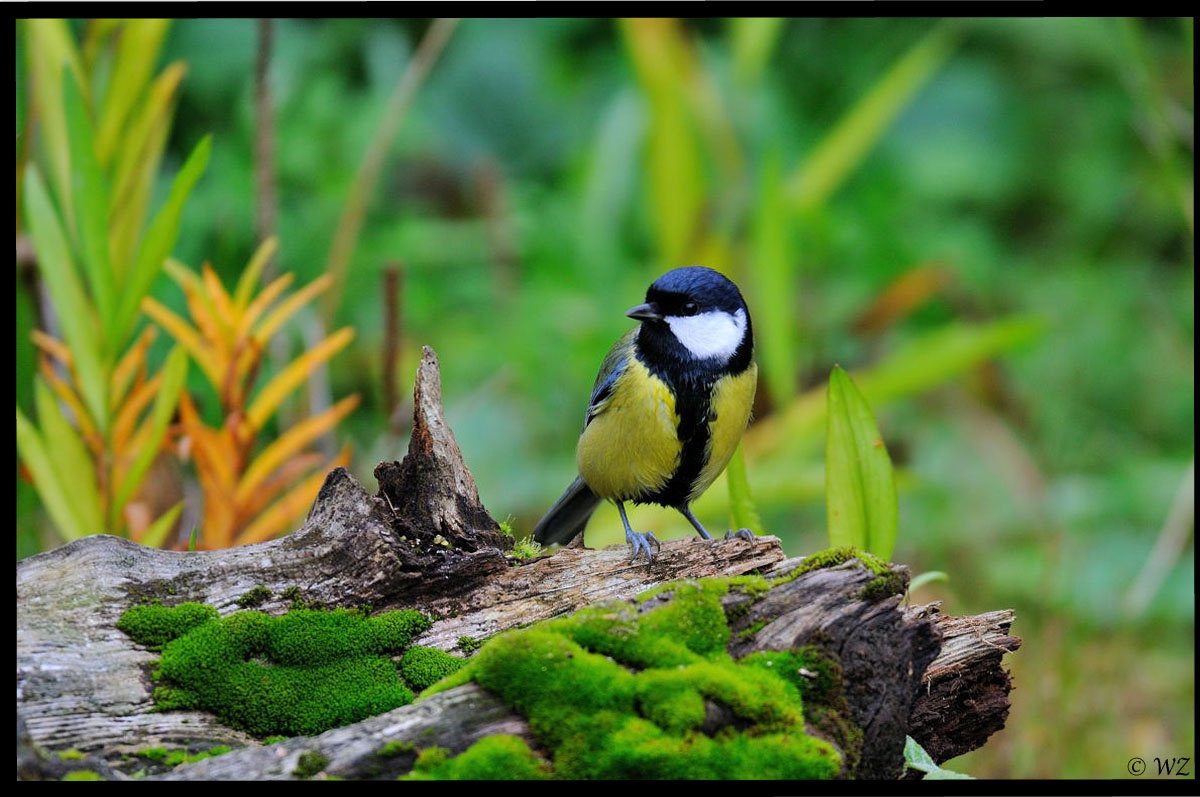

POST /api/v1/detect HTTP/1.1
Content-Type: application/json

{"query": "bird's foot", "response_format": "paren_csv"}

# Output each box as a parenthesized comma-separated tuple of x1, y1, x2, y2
(626, 529, 661, 563)
(724, 528, 756, 542)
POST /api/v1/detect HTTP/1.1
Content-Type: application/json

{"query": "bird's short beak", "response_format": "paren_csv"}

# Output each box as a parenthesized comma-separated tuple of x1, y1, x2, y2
(626, 302, 663, 322)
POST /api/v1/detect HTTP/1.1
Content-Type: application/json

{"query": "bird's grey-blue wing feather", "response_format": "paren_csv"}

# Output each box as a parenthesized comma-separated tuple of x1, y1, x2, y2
(583, 328, 638, 430)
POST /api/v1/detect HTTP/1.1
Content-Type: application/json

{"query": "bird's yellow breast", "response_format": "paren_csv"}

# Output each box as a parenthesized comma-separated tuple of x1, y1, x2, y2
(576, 357, 681, 501)
(691, 362, 758, 501)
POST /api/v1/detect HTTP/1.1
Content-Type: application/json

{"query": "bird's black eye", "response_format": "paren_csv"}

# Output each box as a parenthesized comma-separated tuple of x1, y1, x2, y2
(682, 301, 699, 316)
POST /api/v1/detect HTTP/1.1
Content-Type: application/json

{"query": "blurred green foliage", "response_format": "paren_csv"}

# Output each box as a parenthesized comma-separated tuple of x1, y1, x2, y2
(15, 17, 1193, 779)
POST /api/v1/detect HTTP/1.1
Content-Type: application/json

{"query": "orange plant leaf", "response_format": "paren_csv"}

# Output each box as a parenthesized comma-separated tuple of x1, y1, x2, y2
(141, 296, 222, 385)
(38, 359, 101, 451)
(111, 372, 161, 454)
(111, 325, 157, 409)
(31, 330, 73, 367)
(238, 271, 294, 340)
(238, 451, 327, 520)
(245, 327, 354, 431)
(201, 263, 236, 347)
(234, 446, 351, 546)
(235, 394, 359, 505)
(178, 394, 239, 492)
(168, 259, 225, 363)
(249, 274, 333, 351)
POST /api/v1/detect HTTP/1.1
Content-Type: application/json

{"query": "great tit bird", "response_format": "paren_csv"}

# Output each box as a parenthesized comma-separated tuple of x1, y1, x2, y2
(532, 266, 758, 562)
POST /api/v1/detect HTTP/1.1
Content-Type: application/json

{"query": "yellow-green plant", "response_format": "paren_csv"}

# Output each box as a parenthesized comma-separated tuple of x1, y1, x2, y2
(142, 238, 359, 548)
(16, 19, 207, 545)
(825, 366, 898, 560)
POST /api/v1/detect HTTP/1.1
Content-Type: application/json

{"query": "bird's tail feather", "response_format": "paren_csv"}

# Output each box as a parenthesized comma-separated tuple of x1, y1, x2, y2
(531, 476, 602, 546)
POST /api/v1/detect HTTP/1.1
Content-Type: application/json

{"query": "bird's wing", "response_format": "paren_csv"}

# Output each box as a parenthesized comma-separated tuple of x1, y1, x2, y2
(583, 328, 638, 430)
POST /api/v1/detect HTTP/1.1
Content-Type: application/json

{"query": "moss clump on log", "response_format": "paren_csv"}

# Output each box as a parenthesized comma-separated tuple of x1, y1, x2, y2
(118, 603, 438, 737)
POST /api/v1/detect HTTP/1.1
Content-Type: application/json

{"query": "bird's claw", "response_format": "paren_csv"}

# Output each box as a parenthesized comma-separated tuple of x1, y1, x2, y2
(626, 530, 662, 563)
(724, 528, 756, 542)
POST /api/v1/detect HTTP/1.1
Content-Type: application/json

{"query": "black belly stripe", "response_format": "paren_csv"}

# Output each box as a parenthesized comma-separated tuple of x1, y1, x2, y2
(633, 372, 714, 508)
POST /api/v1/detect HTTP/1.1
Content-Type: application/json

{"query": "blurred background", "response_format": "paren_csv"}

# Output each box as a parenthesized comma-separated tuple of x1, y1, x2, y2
(15, 17, 1193, 778)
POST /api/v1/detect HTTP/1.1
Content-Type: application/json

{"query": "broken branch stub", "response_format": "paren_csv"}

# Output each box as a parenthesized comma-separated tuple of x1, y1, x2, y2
(375, 346, 511, 553)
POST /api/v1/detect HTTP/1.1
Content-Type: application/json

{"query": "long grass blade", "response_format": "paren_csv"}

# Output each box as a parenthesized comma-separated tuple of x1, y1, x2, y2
(23, 166, 109, 433)
(16, 407, 89, 541)
(234, 236, 279, 311)
(786, 23, 960, 213)
(726, 444, 765, 535)
(109, 61, 186, 273)
(34, 380, 105, 536)
(63, 70, 116, 339)
(825, 366, 898, 559)
(113, 135, 211, 348)
(24, 19, 86, 230)
(322, 18, 459, 324)
(95, 19, 170, 165)
(137, 500, 183, 548)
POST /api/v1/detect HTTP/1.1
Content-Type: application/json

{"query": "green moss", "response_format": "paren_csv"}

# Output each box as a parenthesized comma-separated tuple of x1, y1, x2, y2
(56, 749, 85, 760)
(236, 586, 272, 608)
(377, 740, 416, 757)
(416, 576, 841, 780)
(456, 636, 482, 655)
(741, 646, 863, 776)
(406, 736, 551, 780)
(262, 736, 289, 745)
(508, 536, 544, 561)
(857, 572, 907, 602)
(400, 647, 465, 692)
(61, 770, 104, 781)
(294, 751, 329, 778)
(116, 601, 220, 650)
(134, 747, 168, 762)
(117, 603, 432, 737)
(281, 586, 304, 611)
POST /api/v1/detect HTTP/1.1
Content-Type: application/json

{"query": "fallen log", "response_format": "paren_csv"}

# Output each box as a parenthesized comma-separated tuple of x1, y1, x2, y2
(16, 346, 1019, 780)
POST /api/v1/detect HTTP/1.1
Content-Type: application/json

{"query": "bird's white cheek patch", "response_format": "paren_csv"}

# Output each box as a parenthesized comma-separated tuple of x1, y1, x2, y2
(666, 308, 746, 361)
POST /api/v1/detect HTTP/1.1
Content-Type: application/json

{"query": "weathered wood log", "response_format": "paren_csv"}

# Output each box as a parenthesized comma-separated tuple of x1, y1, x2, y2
(16, 344, 1019, 780)
(906, 608, 1021, 765)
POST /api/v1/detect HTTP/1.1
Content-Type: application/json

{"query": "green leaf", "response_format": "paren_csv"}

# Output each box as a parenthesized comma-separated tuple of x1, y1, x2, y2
(751, 146, 798, 406)
(786, 23, 961, 213)
(730, 18, 785, 86)
(110, 345, 188, 529)
(16, 407, 88, 541)
(139, 501, 184, 549)
(619, 19, 704, 266)
(904, 736, 974, 779)
(23, 165, 109, 434)
(187, 525, 199, 552)
(726, 445, 764, 535)
(909, 571, 949, 592)
(24, 19, 85, 231)
(825, 366, 898, 559)
(63, 68, 116, 341)
(34, 379, 104, 537)
(113, 134, 211, 349)
(95, 19, 170, 166)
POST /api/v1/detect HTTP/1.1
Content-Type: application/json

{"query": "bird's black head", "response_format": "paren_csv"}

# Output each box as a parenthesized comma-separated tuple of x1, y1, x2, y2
(627, 266, 753, 375)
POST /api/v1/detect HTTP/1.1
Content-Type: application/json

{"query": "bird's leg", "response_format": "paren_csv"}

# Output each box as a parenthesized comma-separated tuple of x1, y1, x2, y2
(678, 504, 755, 543)
(617, 501, 660, 563)
(676, 504, 713, 540)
